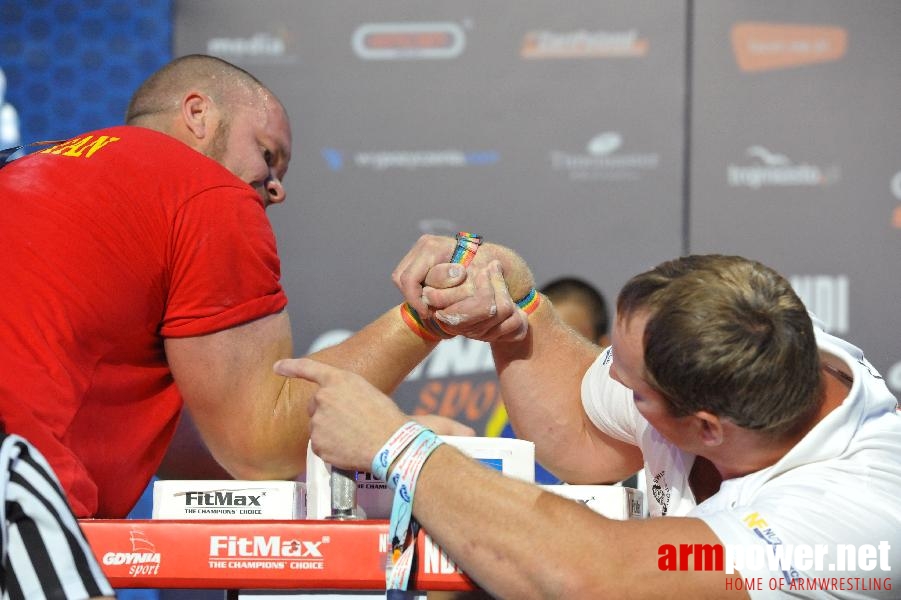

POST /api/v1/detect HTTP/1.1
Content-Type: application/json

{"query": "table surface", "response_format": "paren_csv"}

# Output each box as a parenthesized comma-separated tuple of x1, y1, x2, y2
(80, 519, 475, 592)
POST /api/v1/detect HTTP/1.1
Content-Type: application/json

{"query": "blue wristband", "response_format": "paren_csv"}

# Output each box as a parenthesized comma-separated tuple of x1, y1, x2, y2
(372, 421, 425, 481)
(385, 429, 444, 593)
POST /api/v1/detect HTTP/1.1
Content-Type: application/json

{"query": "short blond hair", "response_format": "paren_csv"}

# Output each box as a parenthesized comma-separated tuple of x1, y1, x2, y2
(617, 254, 821, 436)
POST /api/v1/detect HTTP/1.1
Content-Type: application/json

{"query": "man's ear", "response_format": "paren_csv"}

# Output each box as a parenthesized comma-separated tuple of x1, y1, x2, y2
(694, 410, 725, 447)
(180, 92, 214, 140)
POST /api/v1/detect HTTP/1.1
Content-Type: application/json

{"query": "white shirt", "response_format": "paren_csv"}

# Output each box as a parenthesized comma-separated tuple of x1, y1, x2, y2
(582, 325, 901, 598)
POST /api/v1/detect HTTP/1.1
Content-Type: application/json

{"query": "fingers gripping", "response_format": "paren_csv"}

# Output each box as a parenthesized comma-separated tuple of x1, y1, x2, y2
(392, 235, 458, 314)
(429, 261, 527, 340)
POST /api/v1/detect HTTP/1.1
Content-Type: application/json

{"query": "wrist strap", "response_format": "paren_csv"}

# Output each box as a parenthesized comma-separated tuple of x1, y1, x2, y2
(400, 303, 452, 342)
(515, 287, 541, 314)
(385, 429, 444, 593)
(371, 421, 425, 481)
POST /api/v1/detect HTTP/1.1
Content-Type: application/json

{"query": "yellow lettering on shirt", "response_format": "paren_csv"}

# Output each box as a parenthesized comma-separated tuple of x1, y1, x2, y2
(742, 512, 768, 530)
(40, 135, 121, 158)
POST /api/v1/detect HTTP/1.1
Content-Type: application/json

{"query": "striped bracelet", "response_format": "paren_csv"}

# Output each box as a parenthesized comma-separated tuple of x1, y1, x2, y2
(515, 287, 541, 314)
(449, 231, 482, 266)
(401, 231, 483, 341)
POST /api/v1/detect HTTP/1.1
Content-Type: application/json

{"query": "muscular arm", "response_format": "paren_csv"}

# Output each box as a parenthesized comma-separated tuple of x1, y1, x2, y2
(273, 358, 746, 599)
(493, 299, 643, 483)
(164, 307, 435, 481)
(396, 236, 642, 483)
(413, 444, 745, 599)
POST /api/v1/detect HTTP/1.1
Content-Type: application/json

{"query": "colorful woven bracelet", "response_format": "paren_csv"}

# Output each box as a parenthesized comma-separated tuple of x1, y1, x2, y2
(515, 287, 541, 315)
(400, 302, 452, 342)
(450, 231, 482, 267)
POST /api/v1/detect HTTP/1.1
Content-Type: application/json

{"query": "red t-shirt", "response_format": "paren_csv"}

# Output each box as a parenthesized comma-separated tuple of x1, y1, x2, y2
(0, 126, 288, 517)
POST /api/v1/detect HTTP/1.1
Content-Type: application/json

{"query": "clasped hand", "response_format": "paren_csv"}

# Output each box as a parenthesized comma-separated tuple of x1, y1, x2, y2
(274, 234, 530, 472)
(393, 234, 530, 343)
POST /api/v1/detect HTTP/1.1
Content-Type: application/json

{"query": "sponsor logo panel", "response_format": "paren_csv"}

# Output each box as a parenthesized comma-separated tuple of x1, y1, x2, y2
(731, 23, 847, 72)
(422, 533, 464, 575)
(727, 146, 840, 189)
(550, 132, 660, 181)
(352, 22, 466, 60)
(207, 534, 330, 571)
(206, 30, 297, 64)
(521, 29, 649, 59)
(789, 275, 849, 335)
(101, 527, 161, 578)
(321, 148, 498, 172)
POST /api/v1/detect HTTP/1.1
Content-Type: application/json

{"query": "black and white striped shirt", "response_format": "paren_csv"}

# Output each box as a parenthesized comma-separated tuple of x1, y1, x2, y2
(0, 433, 114, 599)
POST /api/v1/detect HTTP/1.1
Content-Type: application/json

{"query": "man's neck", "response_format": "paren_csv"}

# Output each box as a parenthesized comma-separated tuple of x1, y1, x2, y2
(709, 355, 850, 482)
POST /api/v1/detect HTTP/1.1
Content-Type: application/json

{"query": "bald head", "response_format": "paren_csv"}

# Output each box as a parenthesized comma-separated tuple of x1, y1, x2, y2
(126, 54, 271, 126)
(124, 54, 292, 206)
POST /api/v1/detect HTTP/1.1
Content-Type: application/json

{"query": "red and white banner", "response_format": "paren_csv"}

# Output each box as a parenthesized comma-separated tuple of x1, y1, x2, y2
(80, 519, 475, 592)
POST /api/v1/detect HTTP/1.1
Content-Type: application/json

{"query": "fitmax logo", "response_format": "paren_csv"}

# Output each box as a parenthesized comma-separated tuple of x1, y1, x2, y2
(184, 491, 262, 507)
(209, 536, 325, 558)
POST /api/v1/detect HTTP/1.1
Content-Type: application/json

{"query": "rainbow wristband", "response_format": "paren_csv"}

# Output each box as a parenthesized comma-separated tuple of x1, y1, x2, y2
(400, 302, 452, 342)
(515, 287, 541, 315)
(450, 231, 482, 267)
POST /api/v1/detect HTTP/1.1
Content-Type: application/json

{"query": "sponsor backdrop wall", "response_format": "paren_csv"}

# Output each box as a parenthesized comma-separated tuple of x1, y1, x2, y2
(0, 3, 898, 596)
(171, 0, 900, 434)
(1, 2, 898, 439)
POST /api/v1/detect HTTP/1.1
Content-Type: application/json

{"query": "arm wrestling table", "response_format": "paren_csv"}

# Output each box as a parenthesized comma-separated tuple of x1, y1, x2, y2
(79, 519, 475, 597)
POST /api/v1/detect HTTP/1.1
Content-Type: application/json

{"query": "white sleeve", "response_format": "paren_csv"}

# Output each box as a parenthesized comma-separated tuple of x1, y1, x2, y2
(580, 346, 641, 445)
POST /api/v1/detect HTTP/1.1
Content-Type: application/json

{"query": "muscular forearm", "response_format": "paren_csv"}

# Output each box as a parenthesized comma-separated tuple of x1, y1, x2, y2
(171, 307, 439, 481)
(491, 300, 624, 482)
(307, 305, 436, 393)
(413, 446, 744, 599)
(413, 444, 604, 598)
(270, 354, 743, 599)
(244, 306, 438, 479)
(474, 242, 535, 301)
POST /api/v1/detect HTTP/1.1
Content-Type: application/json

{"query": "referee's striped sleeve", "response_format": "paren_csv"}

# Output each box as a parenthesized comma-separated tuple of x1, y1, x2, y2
(1, 434, 115, 599)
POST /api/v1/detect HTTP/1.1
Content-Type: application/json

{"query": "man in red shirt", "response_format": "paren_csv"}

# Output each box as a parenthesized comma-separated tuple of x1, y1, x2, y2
(0, 54, 467, 520)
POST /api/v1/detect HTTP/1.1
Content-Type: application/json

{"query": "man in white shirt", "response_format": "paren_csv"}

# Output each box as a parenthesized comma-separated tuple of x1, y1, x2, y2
(275, 237, 900, 598)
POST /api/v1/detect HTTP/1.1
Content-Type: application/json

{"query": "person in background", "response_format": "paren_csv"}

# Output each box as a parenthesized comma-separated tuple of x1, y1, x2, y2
(539, 276, 611, 348)
(275, 235, 900, 598)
